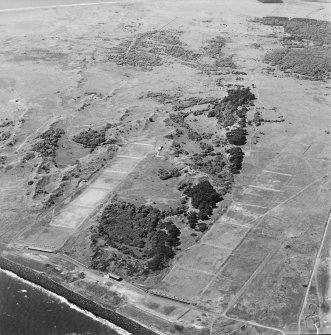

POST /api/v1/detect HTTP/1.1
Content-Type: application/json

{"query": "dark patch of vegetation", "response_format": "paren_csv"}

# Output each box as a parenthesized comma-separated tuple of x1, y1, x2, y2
(33, 127, 65, 159)
(210, 87, 255, 128)
(187, 129, 202, 142)
(205, 36, 236, 69)
(257, 16, 289, 26)
(109, 30, 200, 71)
(260, 18, 331, 79)
(205, 36, 226, 57)
(187, 211, 199, 227)
(222, 87, 256, 107)
(90, 202, 181, 273)
(109, 37, 163, 70)
(264, 47, 331, 79)
(258, 0, 283, 3)
(191, 153, 226, 178)
(23, 152, 35, 162)
(258, 17, 331, 44)
(200, 142, 214, 153)
(0, 120, 14, 127)
(168, 112, 190, 126)
(171, 140, 189, 157)
(226, 127, 247, 145)
(184, 180, 222, 217)
(73, 125, 114, 148)
(158, 168, 181, 180)
(145, 92, 179, 105)
(321, 300, 330, 313)
(165, 45, 200, 62)
(0, 131, 11, 141)
(252, 111, 264, 126)
(285, 18, 331, 44)
(226, 147, 245, 174)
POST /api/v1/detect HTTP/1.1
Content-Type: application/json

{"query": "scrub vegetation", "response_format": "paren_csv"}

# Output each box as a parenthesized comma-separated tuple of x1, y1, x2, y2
(259, 17, 331, 79)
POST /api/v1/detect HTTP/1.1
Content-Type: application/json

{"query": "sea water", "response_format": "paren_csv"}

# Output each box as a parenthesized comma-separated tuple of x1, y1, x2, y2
(0, 268, 129, 335)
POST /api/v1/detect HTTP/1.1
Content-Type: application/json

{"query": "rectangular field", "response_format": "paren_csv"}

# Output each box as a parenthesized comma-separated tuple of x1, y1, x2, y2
(89, 170, 126, 190)
(201, 222, 249, 249)
(158, 266, 214, 301)
(71, 187, 109, 208)
(50, 205, 92, 229)
(20, 226, 73, 251)
(219, 230, 280, 284)
(176, 244, 231, 274)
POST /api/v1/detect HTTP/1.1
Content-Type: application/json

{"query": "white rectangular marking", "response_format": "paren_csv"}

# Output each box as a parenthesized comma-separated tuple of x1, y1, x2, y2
(117, 155, 143, 160)
(132, 142, 154, 147)
(236, 203, 270, 209)
(249, 185, 283, 192)
(263, 170, 292, 177)
(218, 220, 250, 229)
(104, 170, 128, 174)
(201, 243, 233, 251)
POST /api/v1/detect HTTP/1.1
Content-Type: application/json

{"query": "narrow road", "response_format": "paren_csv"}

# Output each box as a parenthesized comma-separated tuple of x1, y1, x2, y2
(222, 314, 286, 335)
(298, 209, 331, 334)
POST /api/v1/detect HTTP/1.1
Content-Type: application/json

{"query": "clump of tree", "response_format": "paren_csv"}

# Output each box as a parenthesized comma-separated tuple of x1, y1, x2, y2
(187, 211, 199, 228)
(200, 141, 214, 153)
(33, 126, 65, 159)
(147, 221, 181, 271)
(90, 202, 181, 273)
(158, 168, 181, 180)
(222, 87, 256, 108)
(73, 125, 114, 148)
(186, 210, 209, 232)
(226, 127, 247, 145)
(226, 147, 245, 174)
(191, 153, 226, 177)
(252, 111, 264, 126)
(184, 180, 222, 217)
(209, 87, 255, 127)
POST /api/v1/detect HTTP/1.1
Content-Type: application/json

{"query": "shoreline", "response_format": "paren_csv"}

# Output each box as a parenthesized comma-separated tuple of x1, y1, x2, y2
(0, 267, 130, 335)
(0, 256, 158, 335)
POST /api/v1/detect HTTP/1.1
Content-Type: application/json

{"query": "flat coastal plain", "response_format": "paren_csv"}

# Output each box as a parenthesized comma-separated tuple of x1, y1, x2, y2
(0, 0, 330, 334)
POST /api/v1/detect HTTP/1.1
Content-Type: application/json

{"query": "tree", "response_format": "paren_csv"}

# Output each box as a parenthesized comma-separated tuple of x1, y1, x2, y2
(226, 147, 245, 174)
(187, 211, 198, 224)
(226, 127, 247, 145)
(184, 180, 222, 214)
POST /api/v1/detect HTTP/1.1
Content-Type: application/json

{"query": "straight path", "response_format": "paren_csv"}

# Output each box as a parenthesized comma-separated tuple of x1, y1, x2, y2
(297, 209, 331, 334)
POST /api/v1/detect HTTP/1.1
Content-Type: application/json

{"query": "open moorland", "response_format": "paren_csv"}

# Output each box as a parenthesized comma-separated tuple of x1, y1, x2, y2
(0, 0, 330, 334)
